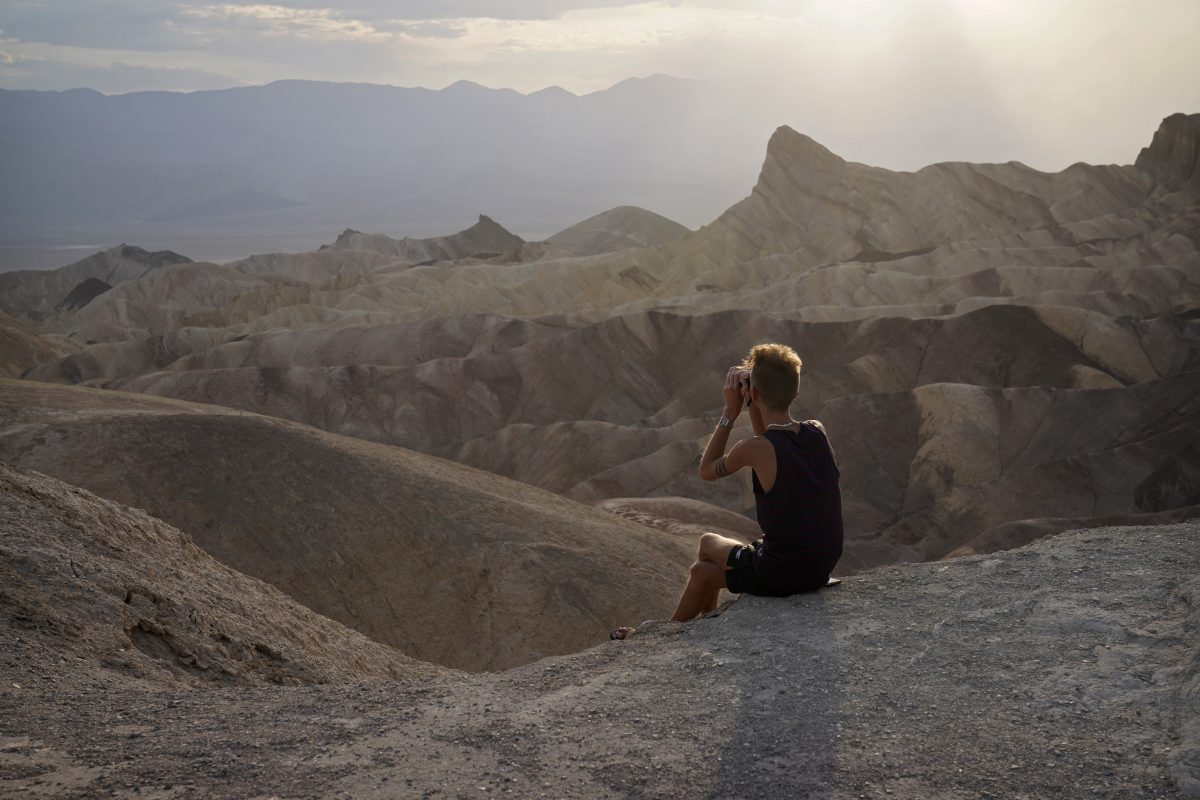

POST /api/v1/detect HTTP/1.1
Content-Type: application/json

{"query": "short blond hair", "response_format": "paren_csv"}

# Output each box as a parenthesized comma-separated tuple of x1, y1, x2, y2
(740, 343, 803, 411)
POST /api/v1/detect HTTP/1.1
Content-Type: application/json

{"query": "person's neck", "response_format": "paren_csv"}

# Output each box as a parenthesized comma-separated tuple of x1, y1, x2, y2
(758, 406, 795, 427)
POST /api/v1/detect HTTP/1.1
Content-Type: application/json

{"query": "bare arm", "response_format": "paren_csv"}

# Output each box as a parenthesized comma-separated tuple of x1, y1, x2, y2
(699, 367, 751, 481)
(701, 432, 772, 482)
(699, 423, 737, 481)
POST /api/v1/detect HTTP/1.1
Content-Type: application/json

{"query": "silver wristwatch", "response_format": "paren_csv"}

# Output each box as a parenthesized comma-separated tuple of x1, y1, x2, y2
(718, 416, 733, 428)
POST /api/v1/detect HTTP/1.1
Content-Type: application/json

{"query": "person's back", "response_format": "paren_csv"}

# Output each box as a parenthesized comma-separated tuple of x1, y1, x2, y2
(751, 421, 843, 595)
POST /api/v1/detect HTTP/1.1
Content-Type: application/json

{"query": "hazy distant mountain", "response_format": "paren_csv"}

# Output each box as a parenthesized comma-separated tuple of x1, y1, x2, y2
(0, 76, 758, 249)
(547, 205, 691, 256)
(324, 214, 526, 263)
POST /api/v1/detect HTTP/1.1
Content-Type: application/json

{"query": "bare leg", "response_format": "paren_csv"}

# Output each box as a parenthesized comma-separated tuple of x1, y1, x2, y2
(670, 560, 726, 622)
(695, 532, 744, 616)
(612, 536, 743, 639)
(697, 532, 744, 566)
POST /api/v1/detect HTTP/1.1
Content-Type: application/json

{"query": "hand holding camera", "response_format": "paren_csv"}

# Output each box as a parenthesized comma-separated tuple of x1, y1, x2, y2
(722, 367, 752, 416)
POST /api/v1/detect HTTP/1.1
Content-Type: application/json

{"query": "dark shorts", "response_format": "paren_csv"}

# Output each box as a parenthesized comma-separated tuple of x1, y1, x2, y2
(724, 539, 829, 597)
(724, 539, 768, 596)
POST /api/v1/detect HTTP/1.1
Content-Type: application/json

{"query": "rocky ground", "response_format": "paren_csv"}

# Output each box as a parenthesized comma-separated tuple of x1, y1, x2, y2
(2, 522, 1196, 799)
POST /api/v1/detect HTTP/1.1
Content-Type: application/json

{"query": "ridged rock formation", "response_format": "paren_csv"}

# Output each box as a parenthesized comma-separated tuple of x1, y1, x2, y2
(0, 244, 191, 321)
(1135, 112, 1200, 197)
(0, 310, 79, 378)
(28, 303, 1194, 571)
(678, 124, 1156, 269)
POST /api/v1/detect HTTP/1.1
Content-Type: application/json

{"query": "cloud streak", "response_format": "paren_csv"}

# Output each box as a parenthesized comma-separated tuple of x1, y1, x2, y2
(0, 44, 242, 93)
(182, 4, 392, 41)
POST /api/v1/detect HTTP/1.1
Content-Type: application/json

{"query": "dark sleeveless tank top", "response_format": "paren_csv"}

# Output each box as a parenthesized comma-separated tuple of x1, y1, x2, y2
(750, 422, 844, 591)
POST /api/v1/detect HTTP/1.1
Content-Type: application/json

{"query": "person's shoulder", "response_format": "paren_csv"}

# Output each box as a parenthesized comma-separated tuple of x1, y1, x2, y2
(801, 419, 839, 470)
(737, 434, 776, 451)
(732, 434, 775, 462)
(724, 432, 774, 474)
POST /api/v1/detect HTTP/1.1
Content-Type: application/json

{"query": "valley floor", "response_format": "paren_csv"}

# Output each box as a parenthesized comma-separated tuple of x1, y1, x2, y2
(2, 523, 1196, 799)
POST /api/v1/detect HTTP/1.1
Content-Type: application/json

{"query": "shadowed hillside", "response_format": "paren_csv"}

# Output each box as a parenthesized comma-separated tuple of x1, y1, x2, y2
(0, 245, 191, 319)
(0, 310, 79, 378)
(0, 379, 695, 672)
(0, 465, 436, 688)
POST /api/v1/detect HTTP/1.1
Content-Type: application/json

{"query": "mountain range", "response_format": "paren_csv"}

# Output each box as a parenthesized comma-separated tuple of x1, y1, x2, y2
(0, 76, 758, 259)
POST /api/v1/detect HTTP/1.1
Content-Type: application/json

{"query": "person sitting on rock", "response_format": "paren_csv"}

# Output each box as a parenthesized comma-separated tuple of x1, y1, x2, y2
(612, 342, 843, 639)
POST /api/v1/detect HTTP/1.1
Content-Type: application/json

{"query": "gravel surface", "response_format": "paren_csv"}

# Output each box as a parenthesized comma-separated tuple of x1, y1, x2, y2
(2, 523, 1197, 799)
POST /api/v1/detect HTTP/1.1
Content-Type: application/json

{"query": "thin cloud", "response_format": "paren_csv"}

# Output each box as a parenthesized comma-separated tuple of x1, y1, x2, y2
(267, 1, 644, 21)
(473, 4, 806, 54)
(0, 1, 644, 52)
(0, 54, 241, 93)
(183, 4, 391, 42)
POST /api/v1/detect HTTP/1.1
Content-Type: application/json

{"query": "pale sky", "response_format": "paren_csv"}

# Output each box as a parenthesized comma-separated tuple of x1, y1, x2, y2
(1, 0, 1198, 170)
